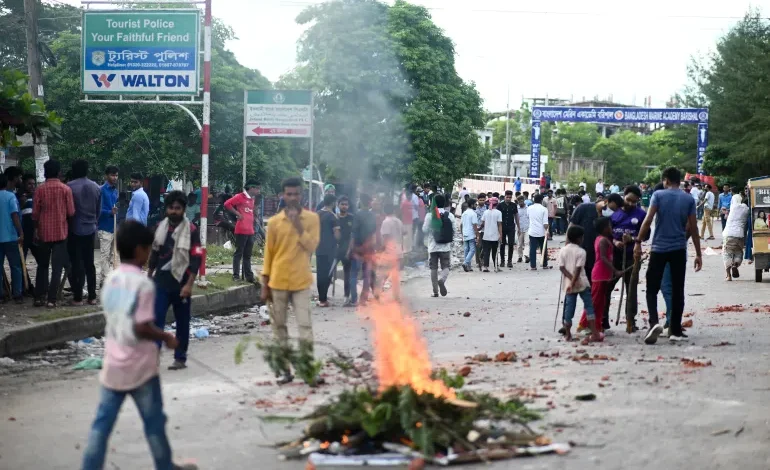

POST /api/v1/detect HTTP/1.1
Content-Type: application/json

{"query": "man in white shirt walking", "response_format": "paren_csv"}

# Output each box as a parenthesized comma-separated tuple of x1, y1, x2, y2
(516, 196, 530, 263)
(595, 180, 605, 197)
(423, 194, 455, 297)
(460, 199, 479, 272)
(480, 197, 502, 272)
(527, 194, 550, 270)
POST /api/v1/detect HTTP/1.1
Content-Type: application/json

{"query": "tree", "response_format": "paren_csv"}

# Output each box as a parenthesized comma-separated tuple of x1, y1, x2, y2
(692, 11, 770, 184)
(389, 0, 486, 188)
(287, 0, 487, 188)
(0, 69, 60, 146)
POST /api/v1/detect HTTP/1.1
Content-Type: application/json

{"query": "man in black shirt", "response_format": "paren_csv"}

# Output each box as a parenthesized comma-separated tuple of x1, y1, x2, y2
(148, 191, 202, 370)
(336, 196, 354, 301)
(498, 190, 520, 268)
(316, 194, 339, 307)
(347, 194, 376, 307)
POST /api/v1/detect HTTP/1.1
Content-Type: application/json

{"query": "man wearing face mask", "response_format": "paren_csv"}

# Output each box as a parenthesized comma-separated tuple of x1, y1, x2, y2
(148, 191, 203, 371)
(606, 188, 646, 331)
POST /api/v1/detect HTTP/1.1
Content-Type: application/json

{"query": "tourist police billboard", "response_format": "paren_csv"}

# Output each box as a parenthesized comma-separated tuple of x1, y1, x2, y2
(81, 10, 200, 95)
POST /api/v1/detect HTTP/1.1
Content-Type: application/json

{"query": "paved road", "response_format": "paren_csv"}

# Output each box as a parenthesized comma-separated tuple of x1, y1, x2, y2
(1, 236, 770, 469)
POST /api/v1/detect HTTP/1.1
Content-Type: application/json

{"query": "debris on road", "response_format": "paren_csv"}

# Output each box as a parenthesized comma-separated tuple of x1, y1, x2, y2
(708, 304, 745, 313)
(681, 358, 712, 368)
(72, 357, 103, 370)
(494, 351, 517, 362)
(575, 393, 596, 401)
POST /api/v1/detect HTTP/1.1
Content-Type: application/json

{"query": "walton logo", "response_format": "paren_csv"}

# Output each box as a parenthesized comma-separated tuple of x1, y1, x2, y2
(91, 73, 116, 88)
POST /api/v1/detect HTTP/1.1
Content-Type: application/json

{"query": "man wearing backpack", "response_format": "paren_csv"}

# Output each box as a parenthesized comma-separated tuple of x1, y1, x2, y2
(422, 194, 455, 297)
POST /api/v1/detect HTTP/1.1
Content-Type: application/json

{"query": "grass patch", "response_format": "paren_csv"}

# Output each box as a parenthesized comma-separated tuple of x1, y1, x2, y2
(194, 272, 255, 295)
(33, 306, 101, 323)
(206, 243, 263, 267)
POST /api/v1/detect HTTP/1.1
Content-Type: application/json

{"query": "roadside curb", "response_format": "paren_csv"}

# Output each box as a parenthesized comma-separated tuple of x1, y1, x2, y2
(0, 284, 260, 358)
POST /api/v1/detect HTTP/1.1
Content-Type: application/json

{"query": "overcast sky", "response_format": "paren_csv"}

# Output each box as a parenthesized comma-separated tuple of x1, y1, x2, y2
(69, 0, 768, 111)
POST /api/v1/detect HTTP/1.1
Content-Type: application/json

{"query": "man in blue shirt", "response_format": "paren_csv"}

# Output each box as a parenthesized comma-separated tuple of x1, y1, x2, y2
(127, 172, 149, 226)
(635, 167, 702, 345)
(98, 166, 119, 287)
(514, 177, 522, 193)
(0, 171, 24, 303)
(717, 184, 732, 231)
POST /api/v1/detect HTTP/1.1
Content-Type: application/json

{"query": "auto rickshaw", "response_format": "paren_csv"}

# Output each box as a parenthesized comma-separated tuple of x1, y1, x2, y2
(748, 177, 770, 282)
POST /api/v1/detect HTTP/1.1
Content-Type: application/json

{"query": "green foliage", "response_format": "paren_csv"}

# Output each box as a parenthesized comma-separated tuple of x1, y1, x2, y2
(431, 368, 464, 389)
(302, 385, 540, 457)
(234, 337, 323, 386)
(565, 170, 597, 193)
(689, 10, 770, 184)
(0, 69, 61, 146)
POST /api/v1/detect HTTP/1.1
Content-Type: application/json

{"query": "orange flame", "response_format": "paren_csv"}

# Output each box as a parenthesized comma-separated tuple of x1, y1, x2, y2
(361, 246, 456, 400)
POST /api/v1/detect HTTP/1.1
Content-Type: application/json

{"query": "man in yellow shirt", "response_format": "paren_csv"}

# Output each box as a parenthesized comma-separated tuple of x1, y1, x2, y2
(261, 177, 320, 385)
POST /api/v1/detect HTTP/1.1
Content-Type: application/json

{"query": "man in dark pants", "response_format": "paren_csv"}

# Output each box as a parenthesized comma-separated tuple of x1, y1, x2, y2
(336, 196, 354, 301)
(67, 160, 101, 305)
(635, 167, 702, 345)
(148, 191, 203, 370)
(497, 190, 519, 268)
(316, 193, 339, 307)
(32, 160, 75, 308)
(224, 180, 260, 282)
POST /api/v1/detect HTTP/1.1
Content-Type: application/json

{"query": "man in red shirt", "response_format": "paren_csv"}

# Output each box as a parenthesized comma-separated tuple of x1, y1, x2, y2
(224, 180, 260, 283)
(32, 160, 75, 307)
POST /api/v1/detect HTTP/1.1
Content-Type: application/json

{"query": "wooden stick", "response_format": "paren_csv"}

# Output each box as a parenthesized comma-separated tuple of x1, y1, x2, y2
(615, 249, 627, 326)
(112, 212, 118, 269)
(1, 269, 10, 301)
(554, 272, 564, 332)
(18, 242, 29, 292)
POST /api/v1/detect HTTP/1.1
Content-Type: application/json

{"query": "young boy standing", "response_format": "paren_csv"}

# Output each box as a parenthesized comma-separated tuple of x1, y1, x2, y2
(82, 220, 196, 470)
(558, 226, 599, 343)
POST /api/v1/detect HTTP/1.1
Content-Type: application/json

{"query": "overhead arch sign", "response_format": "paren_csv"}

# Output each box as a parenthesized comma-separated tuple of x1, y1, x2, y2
(81, 9, 201, 95)
(529, 106, 709, 177)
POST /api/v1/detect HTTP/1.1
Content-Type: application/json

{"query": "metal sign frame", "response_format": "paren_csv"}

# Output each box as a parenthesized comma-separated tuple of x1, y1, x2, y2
(242, 89, 315, 208)
(529, 106, 710, 178)
(80, 0, 213, 284)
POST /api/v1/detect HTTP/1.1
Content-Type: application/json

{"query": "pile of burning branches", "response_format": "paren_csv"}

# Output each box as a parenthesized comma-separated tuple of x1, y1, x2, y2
(237, 254, 569, 466)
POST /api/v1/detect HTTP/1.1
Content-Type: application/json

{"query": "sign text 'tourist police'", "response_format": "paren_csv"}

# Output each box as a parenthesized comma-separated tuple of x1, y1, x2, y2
(81, 10, 200, 95)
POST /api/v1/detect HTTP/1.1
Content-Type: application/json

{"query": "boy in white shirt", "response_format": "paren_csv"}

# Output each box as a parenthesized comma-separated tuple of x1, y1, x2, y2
(480, 197, 503, 272)
(81, 220, 196, 470)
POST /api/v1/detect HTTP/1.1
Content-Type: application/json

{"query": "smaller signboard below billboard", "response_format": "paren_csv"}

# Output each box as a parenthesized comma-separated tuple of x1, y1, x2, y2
(244, 90, 312, 139)
(82, 9, 200, 95)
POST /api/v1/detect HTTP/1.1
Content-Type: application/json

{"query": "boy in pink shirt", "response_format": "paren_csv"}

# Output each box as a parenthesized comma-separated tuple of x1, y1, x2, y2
(81, 220, 196, 470)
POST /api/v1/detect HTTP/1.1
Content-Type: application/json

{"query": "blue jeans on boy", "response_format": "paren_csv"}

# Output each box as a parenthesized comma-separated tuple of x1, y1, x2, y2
(661, 263, 672, 326)
(349, 258, 371, 304)
(563, 288, 595, 325)
(463, 239, 476, 266)
(0, 241, 22, 299)
(153, 284, 191, 364)
(81, 376, 174, 470)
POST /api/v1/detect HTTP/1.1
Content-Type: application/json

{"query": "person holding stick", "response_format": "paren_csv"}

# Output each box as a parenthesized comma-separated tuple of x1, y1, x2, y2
(606, 188, 646, 331)
(558, 226, 600, 343)
(98, 166, 119, 288)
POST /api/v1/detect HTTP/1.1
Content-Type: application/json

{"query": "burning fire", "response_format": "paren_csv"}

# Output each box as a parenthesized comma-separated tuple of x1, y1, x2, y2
(362, 248, 456, 400)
